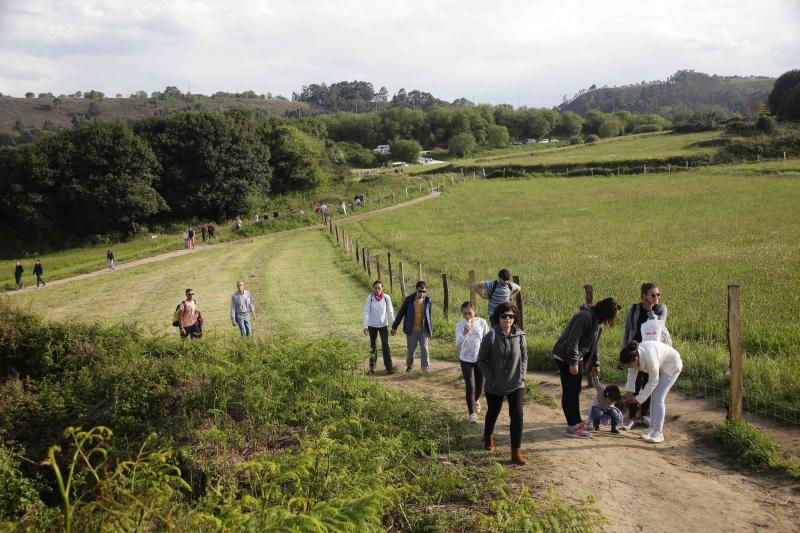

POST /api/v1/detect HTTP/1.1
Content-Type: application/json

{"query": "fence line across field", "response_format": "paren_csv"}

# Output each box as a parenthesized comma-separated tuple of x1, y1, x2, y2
(329, 223, 799, 428)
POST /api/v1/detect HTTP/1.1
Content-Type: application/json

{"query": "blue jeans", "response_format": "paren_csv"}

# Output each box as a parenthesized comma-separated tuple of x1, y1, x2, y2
(589, 405, 623, 429)
(650, 371, 680, 433)
(234, 312, 252, 337)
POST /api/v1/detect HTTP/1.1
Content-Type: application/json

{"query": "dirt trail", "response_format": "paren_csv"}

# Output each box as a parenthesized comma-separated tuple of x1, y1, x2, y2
(4, 192, 440, 295)
(376, 362, 799, 533)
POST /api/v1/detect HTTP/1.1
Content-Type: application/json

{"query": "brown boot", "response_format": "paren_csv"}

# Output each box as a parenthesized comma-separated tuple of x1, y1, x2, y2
(511, 448, 528, 466)
(482, 434, 495, 451)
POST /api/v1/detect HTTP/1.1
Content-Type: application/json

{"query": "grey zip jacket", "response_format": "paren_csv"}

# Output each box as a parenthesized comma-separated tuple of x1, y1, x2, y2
(478, 325, 527, 395)
(552, 304, 601, 366)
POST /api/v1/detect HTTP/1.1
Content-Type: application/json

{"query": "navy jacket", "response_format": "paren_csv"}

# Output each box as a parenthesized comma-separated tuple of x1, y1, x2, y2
(392, 293, 433, 336)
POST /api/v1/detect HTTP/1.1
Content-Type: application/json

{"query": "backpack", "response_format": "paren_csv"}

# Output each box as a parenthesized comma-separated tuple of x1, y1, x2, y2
(488, 280, 514, 300)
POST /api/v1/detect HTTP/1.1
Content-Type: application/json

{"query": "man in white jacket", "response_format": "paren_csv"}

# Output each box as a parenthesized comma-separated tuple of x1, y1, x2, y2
(363, 280, 396, 374)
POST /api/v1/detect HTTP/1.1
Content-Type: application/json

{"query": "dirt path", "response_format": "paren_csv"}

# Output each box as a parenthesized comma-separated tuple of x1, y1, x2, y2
(374, 362, 799, 533)
(4, 192, 440, 296)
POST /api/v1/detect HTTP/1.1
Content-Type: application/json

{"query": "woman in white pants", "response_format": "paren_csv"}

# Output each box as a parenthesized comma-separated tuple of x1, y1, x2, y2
(619, 340, 682, 443)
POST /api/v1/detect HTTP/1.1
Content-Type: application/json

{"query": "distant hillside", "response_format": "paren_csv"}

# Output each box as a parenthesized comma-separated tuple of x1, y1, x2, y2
(0, 95, 309, 133)
(558, 70, 775, 117)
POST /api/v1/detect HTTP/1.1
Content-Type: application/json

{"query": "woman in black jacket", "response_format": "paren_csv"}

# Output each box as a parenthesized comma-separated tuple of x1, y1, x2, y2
(478, 302, 528, 465)
(552, 298, 621, 439)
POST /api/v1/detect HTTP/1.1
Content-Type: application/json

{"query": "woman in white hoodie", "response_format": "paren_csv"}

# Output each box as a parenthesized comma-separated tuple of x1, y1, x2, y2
(619, 340, 683, 443)
(363, 280, 395, 374)
(455, 301, 491, 423)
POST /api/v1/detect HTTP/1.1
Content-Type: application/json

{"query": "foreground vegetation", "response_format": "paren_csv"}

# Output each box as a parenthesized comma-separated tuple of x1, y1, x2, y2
(340, 167, 800, 421)
(0, 302, 604, 530)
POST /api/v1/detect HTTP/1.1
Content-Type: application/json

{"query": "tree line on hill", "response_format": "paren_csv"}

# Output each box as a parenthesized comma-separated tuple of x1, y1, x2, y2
(0, 110, 335, 246)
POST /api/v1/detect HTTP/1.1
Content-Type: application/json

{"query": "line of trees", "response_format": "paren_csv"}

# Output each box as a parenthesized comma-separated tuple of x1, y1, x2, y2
(0, 111, 334, 244)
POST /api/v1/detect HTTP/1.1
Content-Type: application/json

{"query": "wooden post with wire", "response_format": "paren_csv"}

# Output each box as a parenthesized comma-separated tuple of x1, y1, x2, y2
(417, 262, 423, 282)
(442, 273, 449, 320)
(376, 256, 381, 282)
(388, 252, 393, 293)
(366, 249, 371, 277)
(727, 285, 743, 421)
(399, 261, 407, 296)
(583, 284, 593, 304)
(355, 240, 360, 263)
(468, 270, 477, 304)
(513, 275, 523, 330)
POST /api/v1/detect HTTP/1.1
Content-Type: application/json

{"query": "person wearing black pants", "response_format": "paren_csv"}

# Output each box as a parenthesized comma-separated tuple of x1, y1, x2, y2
(478, 302, 528, 466)
(33, 259, 45, 287)
(362, 281, 395, 374)
(455, 301, 490, 423)
(552, 298, 622, 438)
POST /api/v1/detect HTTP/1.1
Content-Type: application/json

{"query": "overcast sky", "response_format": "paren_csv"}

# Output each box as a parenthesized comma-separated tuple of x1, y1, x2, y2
(1, 0, 798, 107)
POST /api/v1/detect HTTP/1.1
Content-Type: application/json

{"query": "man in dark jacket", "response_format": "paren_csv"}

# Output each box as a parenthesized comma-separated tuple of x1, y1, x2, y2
(14, 261, 24, 290)
(33, 259, 45, 287)
(391, 281, 433, 372)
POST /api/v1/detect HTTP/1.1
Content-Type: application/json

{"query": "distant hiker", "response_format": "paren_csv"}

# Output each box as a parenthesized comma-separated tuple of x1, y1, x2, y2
(254, 213, 259, 224)
(362, 280, 395, 374)
(552, 297, 622, 438)
(230, 281, 256, 337)
(183, 228, 190, 249)
(207, 223, 216, 240)
(478, 302, 528, 466)
(391, 280, 433, 373)
(340, 201, 347, 215)
(14, 261, 23, 290)
(106, 250, 115, 271)
(272, 211, 279, 218)
(588, 370, 623, 433)
(235, 217, 242, 231)
(320, 202, 328, 216)
(188, 227, 195, 249)
(470, 268, 520, 327)
(201, 225, 208, 243)
(621, 283, 671, 430)
(33, 259, 45, 287)
(620, 340, 683, 444)
(455, 301, 490, 423)
(177, 288, 201, 340)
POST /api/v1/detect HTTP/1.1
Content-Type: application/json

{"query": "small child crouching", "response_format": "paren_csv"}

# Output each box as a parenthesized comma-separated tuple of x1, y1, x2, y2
(589, 373, 623, 433)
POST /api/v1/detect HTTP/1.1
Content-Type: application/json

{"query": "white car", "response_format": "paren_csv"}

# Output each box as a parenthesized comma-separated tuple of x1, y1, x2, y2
(539, 139, 549, 144)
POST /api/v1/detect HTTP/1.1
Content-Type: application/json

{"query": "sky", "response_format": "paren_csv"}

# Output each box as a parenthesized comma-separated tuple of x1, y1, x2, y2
(0, 0, 798, 107)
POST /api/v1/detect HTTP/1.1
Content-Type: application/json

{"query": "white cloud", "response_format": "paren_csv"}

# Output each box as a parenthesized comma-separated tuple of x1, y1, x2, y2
(0, 0, 798, 105)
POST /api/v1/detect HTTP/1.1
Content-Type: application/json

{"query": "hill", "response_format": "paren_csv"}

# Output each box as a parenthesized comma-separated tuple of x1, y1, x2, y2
(558, 70, 775, 117)
(0, 94, 309, 132)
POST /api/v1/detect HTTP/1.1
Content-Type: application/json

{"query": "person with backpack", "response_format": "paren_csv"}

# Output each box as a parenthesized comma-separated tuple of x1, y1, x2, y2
(478, 302, 528, 465)
(391, 281, 433, 373)
(552, 297, 622, 438)
(470, 268, 520, 327)
(230, 281, 256, 337)
(201, 225, 208, 243)
(14, 261, 24, 290)
(620, 283, 672, 430)
(33, 259, 45, 287)
(456, 301, 490, 423)
(106, 250, 115, 271)
(363, 280, 395, 374)
(188, 227, 196, 249)
(175, 288, 202, 340)
(207, 223, 216, 241)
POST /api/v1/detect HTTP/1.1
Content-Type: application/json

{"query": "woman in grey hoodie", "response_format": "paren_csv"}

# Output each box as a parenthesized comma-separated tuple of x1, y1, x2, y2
(478, 302, 528, 465)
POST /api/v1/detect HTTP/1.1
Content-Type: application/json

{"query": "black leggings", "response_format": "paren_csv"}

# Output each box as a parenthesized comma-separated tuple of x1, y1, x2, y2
(628, 371, 651, 418)
(483, 388, 525, 448)
(460, 361, 484, 414)
(556, 359, 584, 427)
(368, 326, 392, 370)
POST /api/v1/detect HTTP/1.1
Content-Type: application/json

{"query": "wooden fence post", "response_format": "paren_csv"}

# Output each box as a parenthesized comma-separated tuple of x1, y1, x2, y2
(388, 252, 393, 293)
(512, 275, 523, 330)
(334, 225, 339, 243)
(468, 270, 477, 304)
(643, 164, 647, 174)
(727, 285, 743, 421)
(399, 262, 407, 296)
(366, 249, 371, 276)
(784, 151, 787, 161)
(355, 240, 360, 263)
(405, 186, 409, 197)
(583, 284, 593, 304)
(376, 256, 381, 282)
(417, 262, 423, 282)
(362, 247, 367, 271)
(442, 273, 449, 320)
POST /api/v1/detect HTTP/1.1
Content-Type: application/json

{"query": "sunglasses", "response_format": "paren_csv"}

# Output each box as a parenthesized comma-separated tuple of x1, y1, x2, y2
(499, 314, 516, 320)
(649, 293, 661, 298)
(417, 289, 426, 293)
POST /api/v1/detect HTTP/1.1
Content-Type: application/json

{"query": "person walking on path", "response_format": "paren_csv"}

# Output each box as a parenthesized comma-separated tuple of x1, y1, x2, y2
(456, 301, 490, 423)
(470, 268, 520, 327)
(207, 223, 216, 241)
(621, 283, 671, 429)
(106, 250, 115, 271)
(235, 217, 242, 232)
(33, 259, 45, 287)
(183, 228, 190, 249)
(478, 302, 528, 466)
(391, 281, 433, 373)
(620, 340, 683, 443)
(201, 224, 208, 243)
(178, 288, 201, 340)
(230, 281, 256, 337)
(363, 280, 395, 374)
(552, 297, 622, 438)
(14, 261, 24, 290)
(188, 227, 195, 249)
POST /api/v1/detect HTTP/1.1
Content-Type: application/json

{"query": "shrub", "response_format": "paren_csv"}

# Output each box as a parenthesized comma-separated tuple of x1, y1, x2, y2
(584, 134, 599, 144)
(569, 135, 583, 145)
(0, 447, 42, 520)
(632, 124, 660, 134)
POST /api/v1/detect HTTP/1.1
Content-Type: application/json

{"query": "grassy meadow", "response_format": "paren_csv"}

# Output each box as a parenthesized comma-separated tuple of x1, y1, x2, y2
(339, 166, 800, 420)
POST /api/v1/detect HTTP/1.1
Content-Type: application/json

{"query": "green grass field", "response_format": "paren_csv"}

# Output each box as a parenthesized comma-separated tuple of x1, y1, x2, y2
(339, 167, 800, 420)
(450, 131, 721, 168)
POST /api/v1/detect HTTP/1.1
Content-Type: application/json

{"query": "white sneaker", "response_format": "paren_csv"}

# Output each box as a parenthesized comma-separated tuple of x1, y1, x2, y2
(645, 431, 664, 443)
(475, 400, 482, 413)
(639, 428, 654, 439)
(468, 413, 477, 424)
(622, 419, 635, 431)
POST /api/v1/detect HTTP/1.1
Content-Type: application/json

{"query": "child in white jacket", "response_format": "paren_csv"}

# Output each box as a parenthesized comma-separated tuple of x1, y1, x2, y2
(363, 280, 395, 374)
(455, 301, 490, 423)
(620, 340, 683, 443)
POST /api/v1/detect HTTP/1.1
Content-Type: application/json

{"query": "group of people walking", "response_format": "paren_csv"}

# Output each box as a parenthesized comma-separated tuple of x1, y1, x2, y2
(13, 259, 45, 289)
(171, 281, 258, 340)
(362, 271, 683, 465)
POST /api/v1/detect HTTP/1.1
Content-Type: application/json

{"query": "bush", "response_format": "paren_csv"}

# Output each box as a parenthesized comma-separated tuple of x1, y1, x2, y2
(569, 135, 583, 145)
(584, 134, 599, 144)
(448, 132, 477, 157)
(390, 138, 422, 163)
(632, 124, 660, 134)
(0, 447, 42, 520)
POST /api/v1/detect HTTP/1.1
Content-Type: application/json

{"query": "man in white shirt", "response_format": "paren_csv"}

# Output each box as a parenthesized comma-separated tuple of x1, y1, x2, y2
(231, 281, 256, 337)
